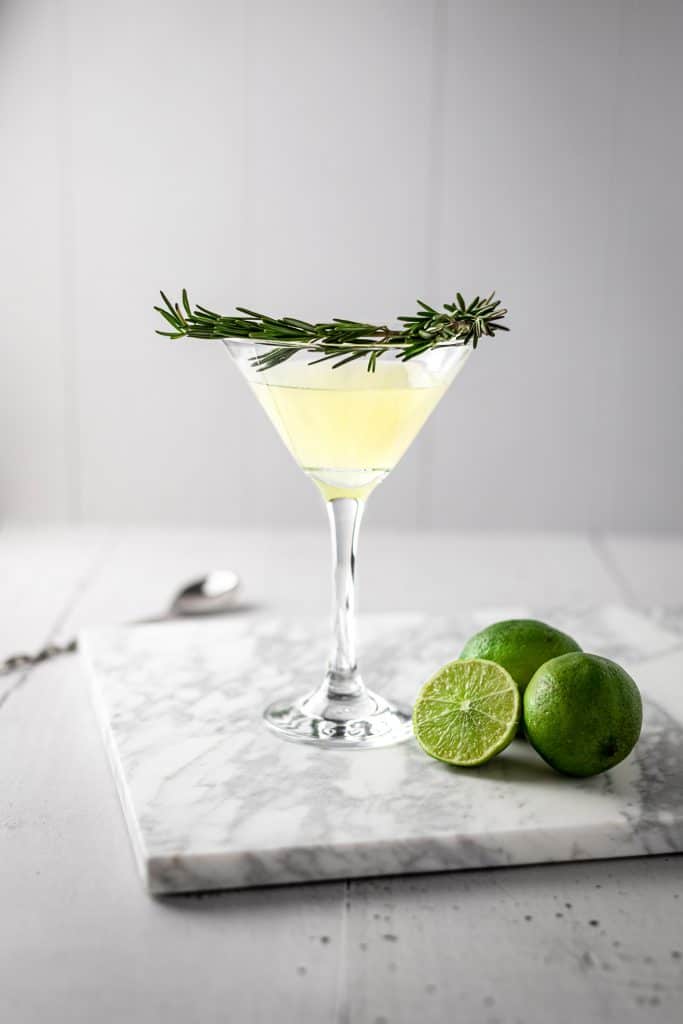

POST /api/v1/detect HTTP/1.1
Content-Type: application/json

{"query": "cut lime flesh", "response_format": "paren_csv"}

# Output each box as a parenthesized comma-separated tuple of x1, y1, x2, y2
(413, 658, 520, 766)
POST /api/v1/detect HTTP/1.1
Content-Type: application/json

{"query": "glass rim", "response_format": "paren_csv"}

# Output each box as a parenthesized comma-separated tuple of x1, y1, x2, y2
(222, 337, 472, 354)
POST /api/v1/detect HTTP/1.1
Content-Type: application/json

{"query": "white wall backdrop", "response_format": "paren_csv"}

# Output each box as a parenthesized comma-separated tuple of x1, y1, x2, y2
(2, 0, 682, 529)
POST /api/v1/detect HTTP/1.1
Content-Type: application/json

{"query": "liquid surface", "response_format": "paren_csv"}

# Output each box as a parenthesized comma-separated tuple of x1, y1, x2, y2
(249, 361, 451, 499)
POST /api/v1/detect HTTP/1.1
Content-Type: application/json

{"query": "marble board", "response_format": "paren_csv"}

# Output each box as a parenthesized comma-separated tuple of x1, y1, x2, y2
(81, 606, 683, 895)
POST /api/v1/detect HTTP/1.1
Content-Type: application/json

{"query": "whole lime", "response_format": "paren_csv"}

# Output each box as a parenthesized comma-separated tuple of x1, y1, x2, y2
(524, 653, 642, 777)
(459, 619, 582, 697)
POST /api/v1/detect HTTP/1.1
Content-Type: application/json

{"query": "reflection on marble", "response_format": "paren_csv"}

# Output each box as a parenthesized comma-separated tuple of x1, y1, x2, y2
(80, 606, 683, 895)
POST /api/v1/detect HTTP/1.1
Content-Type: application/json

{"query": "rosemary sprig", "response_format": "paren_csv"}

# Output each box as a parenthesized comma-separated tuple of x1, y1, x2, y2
(154, 289, 509, 371)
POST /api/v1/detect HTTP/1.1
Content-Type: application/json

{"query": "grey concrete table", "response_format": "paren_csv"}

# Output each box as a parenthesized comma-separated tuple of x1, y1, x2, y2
(1, 526, 682, 1023)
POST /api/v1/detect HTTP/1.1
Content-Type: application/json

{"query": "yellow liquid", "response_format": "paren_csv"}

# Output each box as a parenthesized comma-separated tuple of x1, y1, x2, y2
(249, 362, 450, 499)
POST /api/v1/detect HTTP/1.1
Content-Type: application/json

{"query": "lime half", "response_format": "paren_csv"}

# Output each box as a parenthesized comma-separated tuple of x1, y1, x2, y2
(413, 659, 520, 766)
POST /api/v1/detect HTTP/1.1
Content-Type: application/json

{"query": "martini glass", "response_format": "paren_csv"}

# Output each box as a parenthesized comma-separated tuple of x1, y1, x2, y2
(226, 341, 471, 748)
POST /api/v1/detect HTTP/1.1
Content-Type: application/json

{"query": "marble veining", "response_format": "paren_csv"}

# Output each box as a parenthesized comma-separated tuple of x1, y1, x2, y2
(80, 606, 683, 895)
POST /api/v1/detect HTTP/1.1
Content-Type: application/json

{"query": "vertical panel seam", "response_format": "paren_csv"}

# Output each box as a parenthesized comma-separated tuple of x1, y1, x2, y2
(597, 0, 629, 378)
(416, 0, 447, 529)
(57, 0, 81, 521)
(333, 878, 351, 1024)
(236, 0, 252, 525)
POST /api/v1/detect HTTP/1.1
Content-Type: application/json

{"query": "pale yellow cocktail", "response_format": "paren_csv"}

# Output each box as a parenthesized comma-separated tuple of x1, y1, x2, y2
(249, 360, 455, 500)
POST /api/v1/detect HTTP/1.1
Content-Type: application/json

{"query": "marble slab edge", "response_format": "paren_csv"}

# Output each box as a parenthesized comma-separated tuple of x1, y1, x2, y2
(142, 823, 683, 897)
(85, 638, 151, 887)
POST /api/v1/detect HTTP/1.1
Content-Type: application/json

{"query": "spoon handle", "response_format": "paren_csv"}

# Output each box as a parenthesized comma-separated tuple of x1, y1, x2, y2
(0, 638, 78, 676)
(0, 614, 176, 676)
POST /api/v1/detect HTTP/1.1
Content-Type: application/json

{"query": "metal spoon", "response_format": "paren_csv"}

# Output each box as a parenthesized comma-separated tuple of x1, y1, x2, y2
(0, 570, 242, 676)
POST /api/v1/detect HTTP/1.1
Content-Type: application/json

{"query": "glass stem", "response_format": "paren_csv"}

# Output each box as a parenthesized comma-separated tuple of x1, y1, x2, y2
(325, 497, 366, 700)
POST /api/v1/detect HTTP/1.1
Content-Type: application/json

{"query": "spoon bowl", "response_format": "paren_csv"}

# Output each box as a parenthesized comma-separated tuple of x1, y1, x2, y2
(170, 570, 242, 617)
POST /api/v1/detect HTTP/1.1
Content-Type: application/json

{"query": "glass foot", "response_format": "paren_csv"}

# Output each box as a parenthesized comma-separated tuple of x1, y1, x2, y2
(264, 687, 413, 749)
